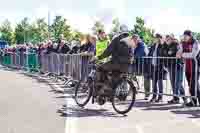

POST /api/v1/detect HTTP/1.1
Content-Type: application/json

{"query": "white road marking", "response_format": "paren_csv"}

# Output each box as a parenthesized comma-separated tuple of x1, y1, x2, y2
(135, 124, 144, 133)
(39, 73, 200, 133)
(191, 119, 200, 127)
(48, 79, 76, 133)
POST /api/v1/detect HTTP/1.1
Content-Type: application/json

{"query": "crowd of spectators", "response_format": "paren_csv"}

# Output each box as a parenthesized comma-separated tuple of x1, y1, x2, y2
(0, 29, 200, 107)
(131, 30, 200, 107)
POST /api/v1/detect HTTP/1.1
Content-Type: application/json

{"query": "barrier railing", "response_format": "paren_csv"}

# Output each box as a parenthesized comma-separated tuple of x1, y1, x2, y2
(131, 56, 199, 101)
(40, 53, 92, 81)
(1, 51, 39, 71)
(1, 51, 199, 101)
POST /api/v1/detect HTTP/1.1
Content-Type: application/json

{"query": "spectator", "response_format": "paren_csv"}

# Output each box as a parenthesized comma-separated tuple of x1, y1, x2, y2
(163, 35, 185, 104)
(46, 40, 54, 54)
(132, 34, 151, 100)
(19, 44, 26, 67)
(38, 43, 45, 69)
(177, 30, 200, 107)
(80, 35, 95, 55)
(96, 30, 109, 58)
(69, 41, 81, 54)
(148, 33, 167, 103)
(0, 48, 3, 64)
(56, 40, 71, 54)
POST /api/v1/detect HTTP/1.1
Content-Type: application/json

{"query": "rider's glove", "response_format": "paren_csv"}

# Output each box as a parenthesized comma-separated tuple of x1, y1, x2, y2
(90, 56, 98, 63)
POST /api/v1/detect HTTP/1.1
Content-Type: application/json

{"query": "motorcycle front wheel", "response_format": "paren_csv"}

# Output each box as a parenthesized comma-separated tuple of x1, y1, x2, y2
(112, 79, 136, 115)
(74, 78, 93, 107)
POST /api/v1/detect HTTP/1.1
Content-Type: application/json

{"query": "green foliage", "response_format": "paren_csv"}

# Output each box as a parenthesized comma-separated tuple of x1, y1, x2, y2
(131, 17, 154, 45)
(111, 18, 120, 34)
(71, 30, 83, 41)
(0, 19, 13, 45)
(92, 21, 105, 35)
(14, 17, 31, 44)
(108, 18, 121, 39)
(0, 16, 157, 45)
(29, 18, 48, 44)
(50, 16, 71, 42)
(192, 32, 200, 41)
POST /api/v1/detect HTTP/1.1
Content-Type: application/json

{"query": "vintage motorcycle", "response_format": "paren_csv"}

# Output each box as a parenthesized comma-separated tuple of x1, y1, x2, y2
(74, 62, 137, 115)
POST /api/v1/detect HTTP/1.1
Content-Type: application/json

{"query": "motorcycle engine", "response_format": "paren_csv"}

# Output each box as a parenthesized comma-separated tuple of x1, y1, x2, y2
(97, 96, 106, 105)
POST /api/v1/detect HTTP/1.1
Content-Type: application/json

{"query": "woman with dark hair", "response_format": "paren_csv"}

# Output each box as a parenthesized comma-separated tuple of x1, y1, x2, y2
(164, 35, 185, 104)
(148, 34, 167, 103)
(177, 30, 200, 107)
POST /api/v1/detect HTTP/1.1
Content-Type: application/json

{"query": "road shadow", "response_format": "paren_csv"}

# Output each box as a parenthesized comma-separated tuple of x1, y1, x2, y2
(134, 100, 172, 107)
(0, 67, 20, 72)
(19, 72, 39, 78)
(55, 95, 74, 99)
(58, 105, 126, 118)
(56, 96, 69, 99)
(63, 87, 76, 95)
(133, 100, 185, 111)
(171, 108, 200, 118)
(142, 104, 184, 111)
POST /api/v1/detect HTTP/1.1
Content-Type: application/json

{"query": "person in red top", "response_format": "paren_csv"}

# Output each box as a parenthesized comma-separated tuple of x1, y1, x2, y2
(177, 30, 200, 107)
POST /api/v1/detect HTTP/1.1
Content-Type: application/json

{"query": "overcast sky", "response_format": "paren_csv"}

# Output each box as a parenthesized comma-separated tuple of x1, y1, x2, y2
(0, 0, 199, 35)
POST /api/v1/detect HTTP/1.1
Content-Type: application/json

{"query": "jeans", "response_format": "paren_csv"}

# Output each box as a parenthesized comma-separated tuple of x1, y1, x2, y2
(152, 79, 163, 98)
(185, 70, 200, 104)
(152, 66, 164, 98)
(144, 78, 151, 97)
(168, 66, 185, 99)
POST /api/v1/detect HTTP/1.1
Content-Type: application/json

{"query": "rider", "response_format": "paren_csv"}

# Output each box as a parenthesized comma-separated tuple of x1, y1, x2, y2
(96, 30, 110, 57)
(91, 25, 136, 92)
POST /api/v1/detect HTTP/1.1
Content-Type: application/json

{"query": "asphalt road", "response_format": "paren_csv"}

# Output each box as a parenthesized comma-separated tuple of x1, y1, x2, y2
(1, 66, 200, 133)
(61, 76, 200, 133)
(0, 68, 65, 133)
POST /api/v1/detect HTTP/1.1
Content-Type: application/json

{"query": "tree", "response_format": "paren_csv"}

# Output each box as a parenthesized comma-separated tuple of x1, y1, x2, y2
(14, 17, 31, 44)
(29, 18, 48, 44)
(71, 30, 84, 41)
(193, 32, 200, 41)
(91, 21, 105, 35)
(111, 18, 120, 34)
(50, 16, 71, 42)
(0, 19, 13, 45)
(108, 18, 121, 39)
(131, 17, 154, 45)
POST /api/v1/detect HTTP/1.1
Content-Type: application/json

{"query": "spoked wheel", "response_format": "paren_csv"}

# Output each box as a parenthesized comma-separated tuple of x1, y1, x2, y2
(65, 79, 76, 88)
(131, 75, 140, 90)
(74, 78, 93, 107)
(51, 74, 58, 82)
(58, 76, 69, 85)
(112, 79, 136, 114)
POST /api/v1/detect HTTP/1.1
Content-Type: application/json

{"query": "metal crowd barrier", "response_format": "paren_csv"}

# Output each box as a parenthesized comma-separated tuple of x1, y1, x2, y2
(2, 51, 199, 101)
(132, 56, 199, 100)
(2, 51, 39, 71)
(40, 53, 92, 81)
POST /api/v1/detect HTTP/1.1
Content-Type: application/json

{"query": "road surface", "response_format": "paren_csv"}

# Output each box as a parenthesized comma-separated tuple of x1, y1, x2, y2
(61, 76, 200, 133)
(0, 68, 65, 133)
(1, 66, 200, 133)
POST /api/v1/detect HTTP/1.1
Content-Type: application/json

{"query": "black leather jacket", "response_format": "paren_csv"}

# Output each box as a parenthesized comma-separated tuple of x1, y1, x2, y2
(98, 33, 133, 64)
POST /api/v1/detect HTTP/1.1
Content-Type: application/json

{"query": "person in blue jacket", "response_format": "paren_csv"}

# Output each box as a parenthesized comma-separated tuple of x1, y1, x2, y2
(132, 34, 150, 100)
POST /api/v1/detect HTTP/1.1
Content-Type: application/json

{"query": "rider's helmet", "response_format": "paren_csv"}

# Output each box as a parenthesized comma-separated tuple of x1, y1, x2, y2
(119, 24, 129, 34)
(112, 24, 129, 40)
